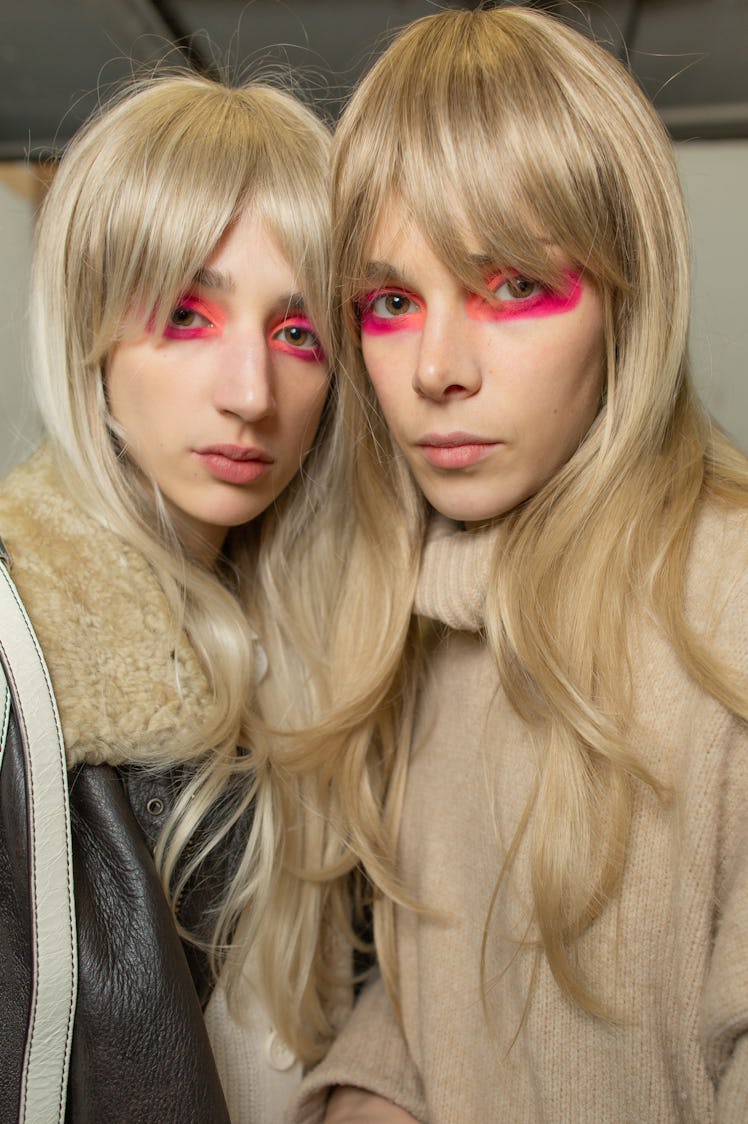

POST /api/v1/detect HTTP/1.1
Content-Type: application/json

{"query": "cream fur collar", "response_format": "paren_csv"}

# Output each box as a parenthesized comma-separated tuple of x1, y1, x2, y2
(0, 445, 213, 767)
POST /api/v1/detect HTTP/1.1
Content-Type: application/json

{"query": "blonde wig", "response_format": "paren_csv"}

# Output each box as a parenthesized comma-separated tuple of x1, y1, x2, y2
(329, 6, 748, 1014)
(31, 72, 351, 1061)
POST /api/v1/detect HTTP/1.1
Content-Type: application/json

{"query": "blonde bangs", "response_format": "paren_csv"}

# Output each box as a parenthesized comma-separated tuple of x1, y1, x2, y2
(87, 81, 330, 355)
(334, 6, 689, 312)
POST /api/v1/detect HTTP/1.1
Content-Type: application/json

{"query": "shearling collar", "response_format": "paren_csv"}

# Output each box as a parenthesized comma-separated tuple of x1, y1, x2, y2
(0, 445, 213, 767)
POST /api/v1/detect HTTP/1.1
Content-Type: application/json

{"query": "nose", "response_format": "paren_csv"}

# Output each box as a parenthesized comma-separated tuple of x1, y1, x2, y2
(413, 305, 482, 401)
(212, 336, 276, 422)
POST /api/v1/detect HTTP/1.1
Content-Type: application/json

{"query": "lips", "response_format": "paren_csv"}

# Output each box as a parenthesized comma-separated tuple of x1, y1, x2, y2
(194, 444, 274, 485)
(416, 433, 499, 469)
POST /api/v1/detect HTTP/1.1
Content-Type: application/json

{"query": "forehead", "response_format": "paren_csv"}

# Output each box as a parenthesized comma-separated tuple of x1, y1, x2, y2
(206, 209, 298, 285)
(366, 193, 471, 253)
(363, 192, 568, 292)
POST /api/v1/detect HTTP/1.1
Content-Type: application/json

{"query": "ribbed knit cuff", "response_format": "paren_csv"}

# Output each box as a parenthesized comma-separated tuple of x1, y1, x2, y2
(286, 976, 426, 1124)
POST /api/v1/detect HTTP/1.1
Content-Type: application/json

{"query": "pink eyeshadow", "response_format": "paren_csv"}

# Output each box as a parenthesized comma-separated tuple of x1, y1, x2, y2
(467, 273, 583, 322)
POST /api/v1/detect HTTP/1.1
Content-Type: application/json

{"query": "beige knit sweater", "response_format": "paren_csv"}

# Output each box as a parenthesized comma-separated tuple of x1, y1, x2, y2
(292, 502, 748, 1123)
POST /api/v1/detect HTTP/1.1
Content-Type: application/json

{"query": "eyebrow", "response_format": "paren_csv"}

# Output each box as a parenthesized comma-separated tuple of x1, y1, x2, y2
(190, 269, 307, 313)
(281, 292, 306, 312)
(362, 260, 413, 290)
(192, 266, 235, 293)
(467, 253, 497, 271)
(363, 253, 500, 289)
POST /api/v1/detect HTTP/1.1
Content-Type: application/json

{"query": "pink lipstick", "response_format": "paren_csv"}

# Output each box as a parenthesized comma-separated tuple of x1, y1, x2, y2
(195, 444, 273, 485)
(417, 433, 499, 469)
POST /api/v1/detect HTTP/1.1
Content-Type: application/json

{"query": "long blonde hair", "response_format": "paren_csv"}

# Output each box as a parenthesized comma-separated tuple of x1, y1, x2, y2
(329, 5, 748, 1013)
(32, 72, 350, 1060)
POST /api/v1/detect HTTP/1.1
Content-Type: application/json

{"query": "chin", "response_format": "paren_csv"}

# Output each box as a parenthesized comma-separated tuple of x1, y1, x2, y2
(424, 493, 510, 525)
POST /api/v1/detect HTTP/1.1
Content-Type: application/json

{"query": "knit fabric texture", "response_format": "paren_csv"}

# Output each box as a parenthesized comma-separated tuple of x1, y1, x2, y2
(292, 500, 748, 1123)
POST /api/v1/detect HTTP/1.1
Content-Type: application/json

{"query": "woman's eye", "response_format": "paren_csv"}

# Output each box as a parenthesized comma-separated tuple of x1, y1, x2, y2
(162, 298, 219, 337)
(276, 324, 315, 349)
(359, 288, 425, 334)
(492, 275, 543, 302)
(371, 291, 417, 317)
(271, 317, 325, 362)
(170, 307, 206, 328)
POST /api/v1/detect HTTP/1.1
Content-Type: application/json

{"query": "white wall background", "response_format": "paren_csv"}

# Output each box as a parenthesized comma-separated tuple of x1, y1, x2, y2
(0, 175, 42, 476)
(0, 140, 745, 480)
(676, 140, 748, 452)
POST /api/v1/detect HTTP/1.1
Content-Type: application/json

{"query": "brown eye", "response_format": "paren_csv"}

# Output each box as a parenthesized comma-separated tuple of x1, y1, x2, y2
(270, 317, 324, 361)
(367, 291, 420, 318)
(170, 306, 198, 327)
(285, 324, 313, 347)
(383, 293, 413, 315)
(494, 276, 542, 301)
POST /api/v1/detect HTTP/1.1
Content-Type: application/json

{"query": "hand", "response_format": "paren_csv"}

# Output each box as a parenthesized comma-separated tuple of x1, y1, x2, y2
(324, 1085, 421, 1123)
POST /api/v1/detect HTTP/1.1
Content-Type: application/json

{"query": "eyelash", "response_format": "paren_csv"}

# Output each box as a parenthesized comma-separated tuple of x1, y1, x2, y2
(470, 272, 582, 321)
(490, 275, 544, 302)
(358, 289, 424, 334)
(359, 276, 543, 313)
(159, 298, 325, 363)
(368, 291, 420, 317)
(162, 296, 223, 339)
(359, 272, 580, 331)
(269, 316, 326, 363)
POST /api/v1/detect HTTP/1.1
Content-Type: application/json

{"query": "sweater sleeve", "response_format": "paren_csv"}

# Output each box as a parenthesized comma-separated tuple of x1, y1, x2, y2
(287, 974, 427, 1124)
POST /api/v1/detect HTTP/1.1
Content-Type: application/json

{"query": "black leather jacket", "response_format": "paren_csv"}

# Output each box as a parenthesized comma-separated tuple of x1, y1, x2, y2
(1, 705, 251, 1124)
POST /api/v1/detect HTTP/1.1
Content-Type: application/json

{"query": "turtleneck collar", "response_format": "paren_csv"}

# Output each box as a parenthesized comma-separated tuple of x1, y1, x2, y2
(414, 513, 502, 632)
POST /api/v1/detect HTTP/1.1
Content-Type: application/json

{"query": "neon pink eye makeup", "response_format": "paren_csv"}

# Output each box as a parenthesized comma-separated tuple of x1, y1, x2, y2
(467, 271, 583, 322)
(359, 290, 426, 335)
(161, 295, 224, 339)
(269, 316, 326, 363)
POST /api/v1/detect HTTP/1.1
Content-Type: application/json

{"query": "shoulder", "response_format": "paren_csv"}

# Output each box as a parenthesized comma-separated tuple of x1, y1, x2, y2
(689, 497, 748, 577)
(0, 443, 65, 544)
(0, 444, 211, 764)
(0, 443, 149, 634)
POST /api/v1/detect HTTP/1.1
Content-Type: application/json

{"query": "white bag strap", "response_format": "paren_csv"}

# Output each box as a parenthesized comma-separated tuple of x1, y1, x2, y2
(0, 648, 10, 769)
(0, 550, 77, 1124)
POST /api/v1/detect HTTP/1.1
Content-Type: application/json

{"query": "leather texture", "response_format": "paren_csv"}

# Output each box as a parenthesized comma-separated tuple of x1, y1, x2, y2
(65, 763, 232, 1123)
(1, 717, 236, 1124)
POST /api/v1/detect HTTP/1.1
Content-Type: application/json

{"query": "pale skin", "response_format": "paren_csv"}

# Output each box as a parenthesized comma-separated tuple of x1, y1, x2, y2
(107, 208, 329, 565)
(322, 202, 606, 1121)
(358, 200, 606, 526)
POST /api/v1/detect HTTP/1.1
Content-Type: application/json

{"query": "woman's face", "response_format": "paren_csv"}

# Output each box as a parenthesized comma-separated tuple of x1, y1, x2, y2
(358, 202, 606, 524)
(107, 209, 329, 560)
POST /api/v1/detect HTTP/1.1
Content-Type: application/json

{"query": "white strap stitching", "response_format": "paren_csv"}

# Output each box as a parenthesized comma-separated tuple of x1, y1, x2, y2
(0, 560, 77, 1123)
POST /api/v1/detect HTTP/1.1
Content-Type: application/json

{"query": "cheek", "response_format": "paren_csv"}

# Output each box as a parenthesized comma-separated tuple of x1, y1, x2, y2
(570, 327, 606, 413)
(361, 341, 411, 419)
(106, 355, 143, 432)
(365, 371, 403, 434)
(536, 345, 604, 451)
(285, 373, 329, 445)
